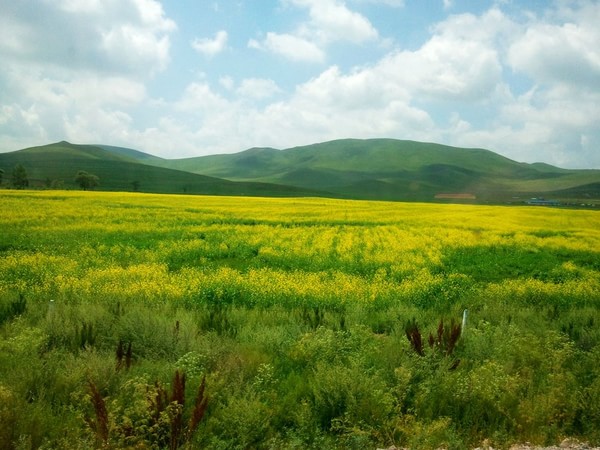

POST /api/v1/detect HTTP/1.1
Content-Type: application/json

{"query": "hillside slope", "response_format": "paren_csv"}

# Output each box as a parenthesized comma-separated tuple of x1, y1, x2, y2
(0, 142, 323, 197)
(161, 139, 600, 202)
(1, 139, 598, 203)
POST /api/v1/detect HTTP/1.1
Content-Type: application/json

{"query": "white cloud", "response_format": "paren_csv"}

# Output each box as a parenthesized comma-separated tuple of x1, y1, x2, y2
(248, 33, 326, 63)
(101, 25, 173, 72)
(64, 108, 134, 144)
(2, 2, 599, 169)
(344, 9, 510, 104)
(294, 65, 408, 111)
(508, 9, 600, 90)
(191, 30, 228, 57)
(384, 38, 502, 102)
(0, 61, 148, 151)
(352, 0, 404, 6)
(250, 0, 379, 62)
(431, 8, 515, 48)
(237, 78, 282, 100)
(0, 0, 176, 74)
(472, 1, 600, 167)
(203, 4, 600, 167)
(0, 0, 176, 152)
(219, 76, 235, 91)
(175, 82, 230, 113)
(291, 0, 379, 44)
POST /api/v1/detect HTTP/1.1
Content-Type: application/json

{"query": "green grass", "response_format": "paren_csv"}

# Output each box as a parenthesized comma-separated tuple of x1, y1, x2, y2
(0, 191, 599, 449)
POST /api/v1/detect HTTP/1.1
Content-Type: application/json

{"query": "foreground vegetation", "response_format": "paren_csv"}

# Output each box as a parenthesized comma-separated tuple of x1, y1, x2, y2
(1, 190, 599, 449)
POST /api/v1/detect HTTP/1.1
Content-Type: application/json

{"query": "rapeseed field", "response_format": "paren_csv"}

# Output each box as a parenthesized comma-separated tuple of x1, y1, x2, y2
(1, 190, 599, 449)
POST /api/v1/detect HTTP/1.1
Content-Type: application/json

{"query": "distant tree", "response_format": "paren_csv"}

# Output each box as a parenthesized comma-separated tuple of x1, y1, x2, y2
(12, 164, 29, 189)
(0, 168, 4, 185)
(131, 180, 140, 192)
(75, 170, 100, 190)
(50, 179, 65, 190)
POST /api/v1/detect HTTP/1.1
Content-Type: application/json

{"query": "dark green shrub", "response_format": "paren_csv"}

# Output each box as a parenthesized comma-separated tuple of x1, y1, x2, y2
(0, 293, 27, 326)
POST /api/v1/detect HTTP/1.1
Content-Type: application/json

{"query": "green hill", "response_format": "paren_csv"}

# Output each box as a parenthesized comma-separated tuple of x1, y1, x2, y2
(1, 139, 599, 204)
(160, 139, 600, 203)
(95, 144, 167, 165)
(0, 141, 322, 197)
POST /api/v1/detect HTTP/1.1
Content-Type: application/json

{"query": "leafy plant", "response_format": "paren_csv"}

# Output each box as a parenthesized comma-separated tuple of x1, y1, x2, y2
(85, 371, 208, 449)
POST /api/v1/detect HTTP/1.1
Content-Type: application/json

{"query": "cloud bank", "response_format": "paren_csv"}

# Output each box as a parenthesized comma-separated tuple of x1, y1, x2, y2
(0, 0, 598, 168)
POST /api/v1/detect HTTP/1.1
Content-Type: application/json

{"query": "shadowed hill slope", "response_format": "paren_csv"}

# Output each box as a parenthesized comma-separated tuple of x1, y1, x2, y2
(0, 141, 324, 197)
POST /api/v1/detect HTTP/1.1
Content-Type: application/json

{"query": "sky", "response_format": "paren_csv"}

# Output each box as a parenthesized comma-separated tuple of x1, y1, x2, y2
(0, 0, 599, 168)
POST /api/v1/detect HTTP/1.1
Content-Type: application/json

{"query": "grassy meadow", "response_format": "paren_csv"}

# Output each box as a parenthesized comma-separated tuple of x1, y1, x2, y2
(1, 190, 599, 449)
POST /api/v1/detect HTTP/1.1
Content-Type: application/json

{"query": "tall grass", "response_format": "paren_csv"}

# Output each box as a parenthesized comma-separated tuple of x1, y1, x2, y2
(0, 190, 599, 449)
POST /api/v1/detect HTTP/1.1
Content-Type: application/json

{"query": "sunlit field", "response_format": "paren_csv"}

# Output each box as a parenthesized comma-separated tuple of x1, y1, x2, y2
(1, 190, 599, 449)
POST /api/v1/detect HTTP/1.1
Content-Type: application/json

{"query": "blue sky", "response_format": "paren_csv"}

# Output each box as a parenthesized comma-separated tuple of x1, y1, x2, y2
(1, 0, 599, 168)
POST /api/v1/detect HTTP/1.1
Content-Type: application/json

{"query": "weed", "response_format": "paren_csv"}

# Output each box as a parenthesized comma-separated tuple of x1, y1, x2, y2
(428, 318, 462, 356)
(0, 293, 27, 325)
(187, 375, 208, 442)
(405, 318, 424, 356)
(87, 380, 109, 446)
(300, 306, 326, 330)
(169, 370, 186, 450)
(115, 340, 133, 371)
(78, 322, 96, 350)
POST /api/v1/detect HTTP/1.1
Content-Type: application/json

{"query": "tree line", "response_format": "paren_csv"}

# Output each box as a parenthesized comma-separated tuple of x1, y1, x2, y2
(0, 165, 100, 190)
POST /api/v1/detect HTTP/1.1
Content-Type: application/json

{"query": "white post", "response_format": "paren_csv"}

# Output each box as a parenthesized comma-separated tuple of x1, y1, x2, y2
(47, 299, 55, 319)
(461, 308, 468, 336)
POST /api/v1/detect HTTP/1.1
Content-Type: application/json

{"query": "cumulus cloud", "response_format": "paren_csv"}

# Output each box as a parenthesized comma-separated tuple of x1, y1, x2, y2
(290, 0, 379, 44)
(0, 0, 176, 74)
(237, 78, 282, 100)
(2, 1, 599, 169)
(300, 8, 508, 105)
(175, 82, 231, 113)
(191, 30, 228, 57)
(0, 63, 148, 149)
(351, 0, 404, 6)
(249, 0, 379, 62)
(0, 0, 174, 150)
(384, 39, 502, 102)
(194, 3, 600, 167)
(248, 33, 326, 63)
(219, 76, 235, 91)
(508, 9, 600, 90)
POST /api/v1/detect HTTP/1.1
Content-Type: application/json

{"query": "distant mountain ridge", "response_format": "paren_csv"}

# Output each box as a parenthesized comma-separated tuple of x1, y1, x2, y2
(1, 139, 599, 204)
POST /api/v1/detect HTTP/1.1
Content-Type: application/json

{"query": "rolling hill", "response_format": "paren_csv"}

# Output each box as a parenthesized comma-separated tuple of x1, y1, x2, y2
(1, 139, 599, 204)
(158, 139, 600, 203)
(0, 141, 323, 197)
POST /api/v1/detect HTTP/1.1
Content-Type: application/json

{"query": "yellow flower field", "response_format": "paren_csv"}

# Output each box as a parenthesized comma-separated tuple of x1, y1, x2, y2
(1, 190, 599, 449)
(1, 190, 599, 310)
